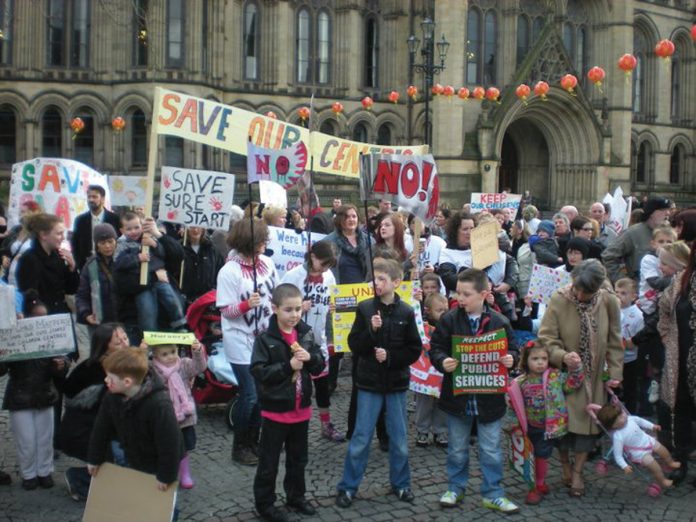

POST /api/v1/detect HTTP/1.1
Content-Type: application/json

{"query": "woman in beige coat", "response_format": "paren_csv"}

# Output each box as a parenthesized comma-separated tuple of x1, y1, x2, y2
(537, 260, 623, 497)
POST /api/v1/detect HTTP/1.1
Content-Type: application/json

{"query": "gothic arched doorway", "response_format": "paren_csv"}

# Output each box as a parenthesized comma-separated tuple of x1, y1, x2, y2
(500, 119, 550, 208)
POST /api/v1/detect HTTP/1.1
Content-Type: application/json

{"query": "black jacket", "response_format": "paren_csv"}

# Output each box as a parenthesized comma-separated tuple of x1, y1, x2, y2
(87, 370, 184, 484)
(250, 316, 324, 413)
(16, 243, 80, 314)
(113, 235, 184, 295)
(75, 254, 118, 325)
(0, 357, 68, 411)
(71, 209, 121, 271)
(179, 241, 224, 306)
(347, 295, 422, 394)
(429, 304, 518, 423)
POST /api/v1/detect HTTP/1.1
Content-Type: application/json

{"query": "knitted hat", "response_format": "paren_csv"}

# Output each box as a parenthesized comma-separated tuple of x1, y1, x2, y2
(641, 197, 671, 222)
(566, 237, 591, 259)
(537, 220, 555, 236)
(93, 223, 117, 243)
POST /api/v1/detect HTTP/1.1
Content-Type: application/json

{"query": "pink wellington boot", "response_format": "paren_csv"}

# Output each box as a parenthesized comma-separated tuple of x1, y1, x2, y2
(179, 454, 194, 489)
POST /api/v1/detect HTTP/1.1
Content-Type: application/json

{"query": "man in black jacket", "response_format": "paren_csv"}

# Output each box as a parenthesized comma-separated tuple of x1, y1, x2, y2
(71, 185, 121, 271)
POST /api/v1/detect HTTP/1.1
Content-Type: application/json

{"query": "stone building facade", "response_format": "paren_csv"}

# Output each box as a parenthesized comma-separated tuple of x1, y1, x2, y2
(0, 0, 693, 210)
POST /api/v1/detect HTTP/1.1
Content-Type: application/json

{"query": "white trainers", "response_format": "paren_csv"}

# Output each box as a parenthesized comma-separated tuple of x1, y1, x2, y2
(648, 380, 659, 404)
(482, 497, 520, 513)
(439, 490, 464, 507)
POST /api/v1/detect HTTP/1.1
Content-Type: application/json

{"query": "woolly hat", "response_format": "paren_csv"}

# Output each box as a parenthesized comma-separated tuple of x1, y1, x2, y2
(641, 197, 671, 222)
(566, 237, 591, 259)
(537, 220, 555, 236)
(93, 223, 117, 243)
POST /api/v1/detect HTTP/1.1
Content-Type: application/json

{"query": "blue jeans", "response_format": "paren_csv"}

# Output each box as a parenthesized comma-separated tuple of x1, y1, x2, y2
(231, 363, 260, 432)
(338, 390, 410, 494)
(446, 414, 504, 499)
(135, 281, 187, 331)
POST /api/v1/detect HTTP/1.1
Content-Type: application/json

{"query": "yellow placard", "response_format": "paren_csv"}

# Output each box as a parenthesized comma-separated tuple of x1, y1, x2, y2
(143, 331, 196, 346)
(471, 221, 500, 269)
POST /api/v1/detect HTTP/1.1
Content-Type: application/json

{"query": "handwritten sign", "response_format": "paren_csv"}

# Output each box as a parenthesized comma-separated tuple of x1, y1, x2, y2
(143, 331, 197, 346)
(470, 192, 522, 214)
(509, 427, 536, 491)
(154, 88, 428, 179)
(158, 167, 235, 230)
(246, 141, 307, 188)
(330, 281, 426, 353)
(108, 175, 147, 207)
(471, 221, 500, 269)
(7, 158, 110, 229)
(526, 264, 572, 304)
(0, 314, 75, 362)
(266, 226, 326, 278)
(360, 154, 439, 223)
(452, 328, 508, 394)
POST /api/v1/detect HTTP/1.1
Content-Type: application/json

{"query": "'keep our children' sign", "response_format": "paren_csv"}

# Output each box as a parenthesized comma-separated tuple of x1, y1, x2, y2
(470, 192, 522, 213)
(360, 153, 440, 223)
(158, 167, 235, 230)
(452, 328, 508, 394)
(8, 158, 110, 229)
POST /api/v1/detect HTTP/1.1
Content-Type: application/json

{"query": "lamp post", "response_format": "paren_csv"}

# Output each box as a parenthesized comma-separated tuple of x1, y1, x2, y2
(407, 18, 449, 148)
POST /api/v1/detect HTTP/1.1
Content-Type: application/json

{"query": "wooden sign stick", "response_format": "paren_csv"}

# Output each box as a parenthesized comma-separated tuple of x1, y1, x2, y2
(140, 87, 162, 285)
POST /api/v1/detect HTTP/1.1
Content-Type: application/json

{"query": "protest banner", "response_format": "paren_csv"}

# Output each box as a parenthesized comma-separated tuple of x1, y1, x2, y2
(158, 167, 235, 230)
(83, 463, 177, 522)
(0, 314, 75, 363)
(246, 141, 308, 188)
(108, 175, 147, 207)
(470, 192, 522, 213)
(0, 284, 17, 330)
(471, 221, 500, 269)
(266, 226, 326, 278)
(153, 88, 428, 180)
(508, 427, 536, 491)
(409, 327, 443, 397)
(259, 180, 288, 209)
(360, 154, 439, 222)
(330, 281, 426, 353)
(603, 186, 631, 234)
(7, 158, 110, 229)
(143, 331, 197, 346)
(451, 328, 508, 394)
(526, 264, 572, 304)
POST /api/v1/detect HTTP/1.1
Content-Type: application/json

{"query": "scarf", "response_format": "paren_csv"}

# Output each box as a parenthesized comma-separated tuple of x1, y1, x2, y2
(333, 230, 369, 277)
(153, 358, 195, 422)
(560, 285, 602, 391)
(687, 270, 696, 406)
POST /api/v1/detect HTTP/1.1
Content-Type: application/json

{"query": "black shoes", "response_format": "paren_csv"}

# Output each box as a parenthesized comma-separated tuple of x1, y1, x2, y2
(286, 498, 316, 516)
(21, 478, 38, 491)
(257, 505, 299, 522)
(38, 475, 54, 489)
(394, 487, 415, 503)
(378, 438, 389, 452)
(335, 490, 353, 508)
(0, 470, 11, 486)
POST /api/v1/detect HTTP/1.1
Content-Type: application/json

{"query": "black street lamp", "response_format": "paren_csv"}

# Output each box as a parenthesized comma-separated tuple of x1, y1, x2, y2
(408, 18, 449, 148)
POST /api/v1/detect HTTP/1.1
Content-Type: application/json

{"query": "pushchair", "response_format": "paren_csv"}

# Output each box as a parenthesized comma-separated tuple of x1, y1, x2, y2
(586, 388, 664, 497)
(186, 290, 238, 429)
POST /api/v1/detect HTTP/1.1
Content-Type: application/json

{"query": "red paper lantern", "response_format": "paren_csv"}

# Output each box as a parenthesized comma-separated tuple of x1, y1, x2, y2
(457, 87, 470, 100)
(388, 90, 400, 104)
(111, 116, 126, 132)
(587, 66, 606, 92)
(442, 85, 455, 98)
(515, 84, 531, 104)
(70, 117, 85, 134)
(485, 87, 500, 103)
(361, 96, 374, 110)
(297, 107, 310, 121)
(654, 39, 675, 60)
(692, 24, 696, 42)
(431, 83, 444, 96)
(407, 85, 418, 100)
(265, 111, 277, 119)
(618, 53, 637, 75)
(472, 86, 485, 100)
(533, 81, 549, 101)
(331, 102, 344, 115)
(560, 74, 578, 94)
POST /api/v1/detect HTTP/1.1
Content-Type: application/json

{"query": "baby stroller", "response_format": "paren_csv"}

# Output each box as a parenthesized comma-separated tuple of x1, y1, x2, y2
(186, 290, 238, 429)
(586, 388, 663, 497)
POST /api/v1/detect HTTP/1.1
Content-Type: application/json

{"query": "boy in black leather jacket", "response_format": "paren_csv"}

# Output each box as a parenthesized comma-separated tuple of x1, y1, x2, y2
(250, 284, 324, 522)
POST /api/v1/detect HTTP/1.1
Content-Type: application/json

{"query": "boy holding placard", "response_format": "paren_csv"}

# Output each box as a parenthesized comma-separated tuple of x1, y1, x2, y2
(429, 268, 520, 514)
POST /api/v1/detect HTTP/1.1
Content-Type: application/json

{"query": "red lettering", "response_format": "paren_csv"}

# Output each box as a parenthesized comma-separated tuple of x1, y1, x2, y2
(400, 162, 419, 199)
(255, 154, 270, 175)
(174, 98, 198, 132)
(38, 165, 61, 192)
(373, 160, 400, 195)
(159, 93, 180, 125)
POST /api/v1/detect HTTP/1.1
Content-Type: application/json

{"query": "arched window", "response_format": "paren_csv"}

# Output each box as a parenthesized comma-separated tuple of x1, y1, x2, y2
(131, 109, 147, 167)
(0, 0, 13, 65)
(0, 105, 16, 164)
(73, 108, 94, 167)
(633, 22, 655, 120)
(483, 11, 497, 84)
(532, 17, 544, 42)
(296, 8, 311, 83)
(317, 10, 330, 84)
(295, 6, 331, 85)
(165, 136, 184, 167)
(670, 144, 685, 185)
(42, 107, 62, 157)
(319, 120, 336, 136)
(466, 6, 496, 84)
(636, 141, 651, 184)
(516, 15, 530, 66)
(352, 123, 368, 144)
(133, 0, 148, 66)
(562, 22, 574, 55)
(47, 0, 90, 67)
(166, 0, 184, 68)
(466, 8, 480, 84)
(671, 36, 690, 123)
(377, 124, 392, 146)
(364, 17, 378, 88)
(576, 26, 586, 78)
(243, 1, 259, 80)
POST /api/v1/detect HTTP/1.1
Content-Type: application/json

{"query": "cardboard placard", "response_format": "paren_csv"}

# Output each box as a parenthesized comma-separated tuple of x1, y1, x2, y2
(0, 314, 75, 363)
(409, 349, 443, 398)
(158, 167, 235, 230)
(246, 141, 307, 188)
(526, 264, 572, 304)
(508, 427, 536, 491)
(82, 463, 177, 522)
(108, 175, 147, 207)
(258, 180, 288, 208)
(266, 226, 326, 278)
(0, 284, 17, 330)
(330, 281, 426, 353)
(451, 328, 508, 394)
(470, 192, 522, 214)
(143, 331, 197, 346)
(471, 221, 500, 269)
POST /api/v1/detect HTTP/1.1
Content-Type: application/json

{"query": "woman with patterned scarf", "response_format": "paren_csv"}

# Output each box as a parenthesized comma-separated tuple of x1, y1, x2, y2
(657, 246, 696, 486)
(537, 260, 623, 497)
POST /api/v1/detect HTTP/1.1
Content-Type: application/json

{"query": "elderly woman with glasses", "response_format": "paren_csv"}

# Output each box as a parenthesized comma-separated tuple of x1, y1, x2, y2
(537, 260, 623, 498)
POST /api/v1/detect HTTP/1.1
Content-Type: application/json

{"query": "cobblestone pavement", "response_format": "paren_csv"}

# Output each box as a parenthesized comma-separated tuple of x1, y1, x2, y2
(1, 361, 695, 522)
